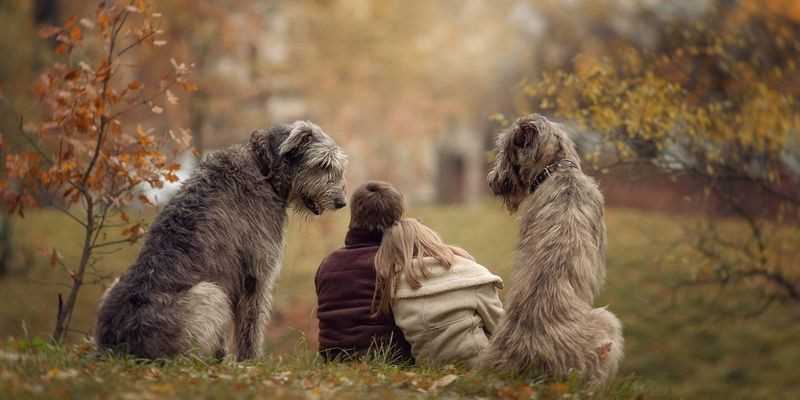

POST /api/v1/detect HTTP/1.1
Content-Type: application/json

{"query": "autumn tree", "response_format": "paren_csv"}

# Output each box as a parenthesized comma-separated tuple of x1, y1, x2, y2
(521, 1, 800, 310)
(0, 0, 195, 342)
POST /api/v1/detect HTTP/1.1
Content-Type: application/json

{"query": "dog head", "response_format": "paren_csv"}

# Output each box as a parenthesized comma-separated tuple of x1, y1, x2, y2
(281, 121, 348, 215)
(487, 114, 577, 212)
(251, 121, 348, 215)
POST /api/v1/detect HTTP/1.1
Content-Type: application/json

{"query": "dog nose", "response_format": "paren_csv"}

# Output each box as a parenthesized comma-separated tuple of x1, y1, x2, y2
(334, 198, 347, 209)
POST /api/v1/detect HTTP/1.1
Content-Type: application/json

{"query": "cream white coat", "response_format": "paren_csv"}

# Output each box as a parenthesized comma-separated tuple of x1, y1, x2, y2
(393, 256, 504, 366)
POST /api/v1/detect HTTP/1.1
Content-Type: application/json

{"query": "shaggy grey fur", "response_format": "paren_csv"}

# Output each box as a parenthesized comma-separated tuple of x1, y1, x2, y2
(482, 114, 623, 386)
(96, 121, 347, 361)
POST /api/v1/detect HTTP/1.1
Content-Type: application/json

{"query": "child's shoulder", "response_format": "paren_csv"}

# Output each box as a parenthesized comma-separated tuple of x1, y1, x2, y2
(317, 245, 378, 273)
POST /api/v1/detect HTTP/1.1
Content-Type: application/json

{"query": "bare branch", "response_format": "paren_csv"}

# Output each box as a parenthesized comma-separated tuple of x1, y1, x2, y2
(79, 9, 129, 191)
(111, 79, 177, 120)
(92, 238, 135, 249)
(116, 24, 160, 58)
(52, 203, 87, 228)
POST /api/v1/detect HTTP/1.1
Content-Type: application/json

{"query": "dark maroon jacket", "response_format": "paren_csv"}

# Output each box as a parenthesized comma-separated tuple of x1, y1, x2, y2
(315, 228, 413, 363)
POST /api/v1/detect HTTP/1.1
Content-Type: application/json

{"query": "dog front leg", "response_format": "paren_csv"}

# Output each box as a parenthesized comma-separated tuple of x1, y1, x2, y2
(234, 273, 268, 361)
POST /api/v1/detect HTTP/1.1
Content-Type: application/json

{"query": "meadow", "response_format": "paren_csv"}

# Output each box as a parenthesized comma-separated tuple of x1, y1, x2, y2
(0, 203, 798, 399)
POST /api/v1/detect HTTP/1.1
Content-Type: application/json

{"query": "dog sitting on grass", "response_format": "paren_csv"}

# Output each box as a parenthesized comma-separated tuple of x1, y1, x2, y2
(96, 121, 347, 361)
(482, 114, 623, 386)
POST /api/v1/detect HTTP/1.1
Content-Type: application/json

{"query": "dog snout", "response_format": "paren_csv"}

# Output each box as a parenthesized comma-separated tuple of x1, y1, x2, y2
(333, 197, 347, 209)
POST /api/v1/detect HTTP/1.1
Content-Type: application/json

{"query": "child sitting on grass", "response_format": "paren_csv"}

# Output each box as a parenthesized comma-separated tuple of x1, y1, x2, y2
(315, 181, 413, 363)
(372, 218, 504, 367)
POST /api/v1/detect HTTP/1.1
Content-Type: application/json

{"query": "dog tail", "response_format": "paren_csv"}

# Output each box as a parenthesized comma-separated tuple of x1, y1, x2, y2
(479, 292, 623, 386)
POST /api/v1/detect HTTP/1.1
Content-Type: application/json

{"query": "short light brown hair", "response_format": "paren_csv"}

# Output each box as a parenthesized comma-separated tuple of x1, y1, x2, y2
(349, 181, 404, 231)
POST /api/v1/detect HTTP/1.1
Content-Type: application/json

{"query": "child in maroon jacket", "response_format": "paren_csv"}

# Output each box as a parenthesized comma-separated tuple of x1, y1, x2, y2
(315, 181, 413, 363)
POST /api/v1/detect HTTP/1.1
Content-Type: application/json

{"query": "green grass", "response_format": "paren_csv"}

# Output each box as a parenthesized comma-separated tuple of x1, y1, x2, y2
(0, 203, 799, 399)
(0, 338, 643, 400)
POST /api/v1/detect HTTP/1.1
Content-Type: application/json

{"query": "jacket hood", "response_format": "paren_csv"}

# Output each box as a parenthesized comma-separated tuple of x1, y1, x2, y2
(394, 255, 503, 299)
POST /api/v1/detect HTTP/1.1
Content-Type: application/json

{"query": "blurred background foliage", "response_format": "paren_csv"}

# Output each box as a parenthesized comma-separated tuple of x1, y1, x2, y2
(0, 0, 798, 398)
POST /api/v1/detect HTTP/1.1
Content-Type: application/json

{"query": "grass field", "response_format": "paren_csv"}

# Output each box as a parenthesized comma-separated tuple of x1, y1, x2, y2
(0, 203, 798, 399)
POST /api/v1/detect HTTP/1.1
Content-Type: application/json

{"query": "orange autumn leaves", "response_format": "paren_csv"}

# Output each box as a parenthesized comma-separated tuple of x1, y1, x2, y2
(2, 0, 196, 221)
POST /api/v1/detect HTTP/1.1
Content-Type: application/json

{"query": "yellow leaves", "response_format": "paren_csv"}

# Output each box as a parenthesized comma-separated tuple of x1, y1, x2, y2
(135, 125, 159, 153)
(574, 54, 603, 79)
(180, 80, 199, 93)
(60, 160, 78, 172)
(63, 16, 79, 30)
(69, 26, 82, 42)
(132, 0, 151, 14)
(96, 10, 111, 34)
(127, 80, 142, 91)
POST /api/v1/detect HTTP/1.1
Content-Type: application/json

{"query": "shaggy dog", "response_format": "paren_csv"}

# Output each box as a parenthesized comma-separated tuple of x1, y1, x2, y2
(482, 114, 623, 386)
(96, 121, 347, 361)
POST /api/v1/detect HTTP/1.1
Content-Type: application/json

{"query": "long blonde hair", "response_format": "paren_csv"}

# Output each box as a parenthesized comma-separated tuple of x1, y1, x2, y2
(372, 218, 472, 316)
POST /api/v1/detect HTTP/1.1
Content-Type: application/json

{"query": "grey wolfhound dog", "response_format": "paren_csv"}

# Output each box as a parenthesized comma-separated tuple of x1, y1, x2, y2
(96, 121, 347, 361)
(482, 114, 623, 386)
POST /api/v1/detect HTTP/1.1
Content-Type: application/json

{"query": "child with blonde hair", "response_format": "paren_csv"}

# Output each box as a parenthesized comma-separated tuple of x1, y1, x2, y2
(373, 218, 504, 366)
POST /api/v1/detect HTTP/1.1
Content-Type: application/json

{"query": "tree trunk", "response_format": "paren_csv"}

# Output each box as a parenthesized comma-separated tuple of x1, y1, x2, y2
(52, 199, 94, 343)
(0, 213, 10, 276)
(190, 90, 207, 157)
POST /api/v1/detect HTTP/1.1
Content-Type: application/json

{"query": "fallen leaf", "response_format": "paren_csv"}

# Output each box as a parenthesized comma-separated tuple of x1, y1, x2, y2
(151, 105, 163, 114)
(69, 26, 82, 42)
(64, 70, 80, 81)
(45, 368, 79, 380)
(429, 374, 458, 392)
(180, 80, 198, 93)
(63, 16, 78, 29)
(38, 25, 61, 39)
(49, 249, 64, 267)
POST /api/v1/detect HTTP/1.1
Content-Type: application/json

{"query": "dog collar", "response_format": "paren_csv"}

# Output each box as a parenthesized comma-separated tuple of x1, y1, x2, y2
(529, 159, 579, 193)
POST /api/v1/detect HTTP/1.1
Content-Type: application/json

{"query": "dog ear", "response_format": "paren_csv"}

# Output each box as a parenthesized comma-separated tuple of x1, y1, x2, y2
(250, 129, 276, 177)
(278, 122, 314, 158)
